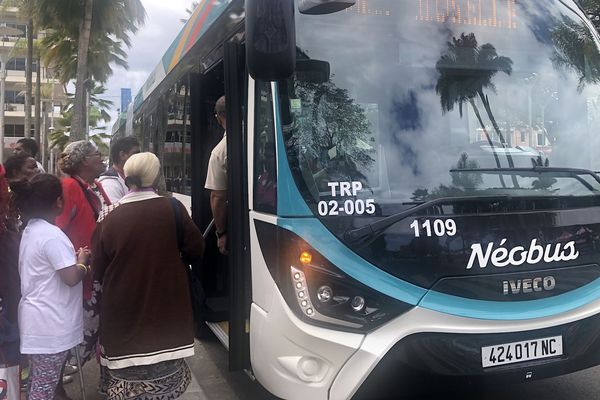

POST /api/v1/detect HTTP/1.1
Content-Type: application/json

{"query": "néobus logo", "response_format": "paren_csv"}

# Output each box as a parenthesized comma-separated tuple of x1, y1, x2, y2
(467, 239, 579, 269)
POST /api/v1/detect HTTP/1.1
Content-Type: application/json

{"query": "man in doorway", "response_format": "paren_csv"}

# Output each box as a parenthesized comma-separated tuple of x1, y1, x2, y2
(14, 137, 45, 172)
(205, 96, 228, 255)
(98, 136, 140, 203)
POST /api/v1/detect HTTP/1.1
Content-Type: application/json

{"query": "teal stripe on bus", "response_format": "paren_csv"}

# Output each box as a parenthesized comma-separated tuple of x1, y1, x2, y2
(273, 83, 312, 216)
(278, 217, 426, 305)
(278, 217, 600, 320)
(419, 279, 600, 320)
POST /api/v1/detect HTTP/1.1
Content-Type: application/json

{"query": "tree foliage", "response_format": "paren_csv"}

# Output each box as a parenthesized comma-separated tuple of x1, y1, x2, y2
(40, 29, 128, 85)
(49, 83, 113, 152)
(551, 15, 600, 90)
(22, 0, 146, 140)
(290, 79, 375, 185)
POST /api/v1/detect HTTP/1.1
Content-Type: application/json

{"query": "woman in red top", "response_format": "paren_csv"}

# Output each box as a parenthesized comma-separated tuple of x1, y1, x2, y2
(55, 141, 110, 376)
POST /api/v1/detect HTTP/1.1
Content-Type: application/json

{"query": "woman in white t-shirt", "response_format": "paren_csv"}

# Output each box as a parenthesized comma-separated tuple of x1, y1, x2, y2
(10, 174, 90, 400)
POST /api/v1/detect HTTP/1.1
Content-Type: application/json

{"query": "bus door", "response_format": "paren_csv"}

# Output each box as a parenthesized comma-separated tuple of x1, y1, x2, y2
(224, 39, 251, 371)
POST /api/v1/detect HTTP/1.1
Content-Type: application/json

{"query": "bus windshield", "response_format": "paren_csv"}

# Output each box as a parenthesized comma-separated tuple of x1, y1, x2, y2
(280, 0, 600, 216)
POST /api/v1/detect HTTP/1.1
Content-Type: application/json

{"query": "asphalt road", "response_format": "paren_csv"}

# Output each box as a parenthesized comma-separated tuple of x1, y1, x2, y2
(198, 332, 600, 400)
(64, 332, 600, 400)
(408, 367, 600, 400)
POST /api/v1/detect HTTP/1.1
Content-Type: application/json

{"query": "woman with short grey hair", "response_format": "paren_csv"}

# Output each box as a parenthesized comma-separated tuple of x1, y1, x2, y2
(54, 140, 111, 396)
(58, 141, 99, 176)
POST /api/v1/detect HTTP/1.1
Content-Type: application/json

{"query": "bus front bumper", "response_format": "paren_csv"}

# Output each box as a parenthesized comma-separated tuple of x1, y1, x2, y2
(330, 299, 600, 400)
(251, 283, 600, 400)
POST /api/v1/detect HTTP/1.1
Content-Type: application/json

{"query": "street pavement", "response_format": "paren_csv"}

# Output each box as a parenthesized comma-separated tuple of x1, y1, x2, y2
(63, 333, 600, 400)
(64, 334, 275, 400)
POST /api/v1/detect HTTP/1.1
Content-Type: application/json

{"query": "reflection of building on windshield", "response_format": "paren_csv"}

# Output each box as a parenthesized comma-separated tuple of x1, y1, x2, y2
(472, 125, 553, 155)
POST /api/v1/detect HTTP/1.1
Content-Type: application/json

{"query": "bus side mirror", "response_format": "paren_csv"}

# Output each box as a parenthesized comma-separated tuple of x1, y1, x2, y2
(298, 0, 356, 15)
(296, 59, 330, 83)
(246, 0, 296, 81)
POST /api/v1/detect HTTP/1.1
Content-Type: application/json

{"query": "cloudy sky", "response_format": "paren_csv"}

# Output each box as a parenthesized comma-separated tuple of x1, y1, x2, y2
(103, 0, 193, 129)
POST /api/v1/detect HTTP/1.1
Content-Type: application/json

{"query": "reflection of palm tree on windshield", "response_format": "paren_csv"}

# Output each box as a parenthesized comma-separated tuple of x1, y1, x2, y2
(435, 33, 516, 177)
(551, 17, 600, 90)
(531, 155, 557, 190)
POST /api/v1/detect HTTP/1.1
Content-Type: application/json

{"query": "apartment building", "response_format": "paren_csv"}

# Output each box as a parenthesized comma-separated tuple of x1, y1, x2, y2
(0, 6, 65, 163)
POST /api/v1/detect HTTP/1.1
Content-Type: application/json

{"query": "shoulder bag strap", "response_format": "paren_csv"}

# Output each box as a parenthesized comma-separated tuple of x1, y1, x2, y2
(169, 197, 183, 253)
(72, 177, 101, 220)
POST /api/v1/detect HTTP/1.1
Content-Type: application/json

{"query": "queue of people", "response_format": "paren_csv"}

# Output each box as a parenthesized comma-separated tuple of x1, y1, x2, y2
(0, 136, 205, 400)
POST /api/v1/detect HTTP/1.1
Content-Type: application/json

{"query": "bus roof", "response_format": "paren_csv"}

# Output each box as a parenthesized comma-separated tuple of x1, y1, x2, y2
(114, 0, 234, 132)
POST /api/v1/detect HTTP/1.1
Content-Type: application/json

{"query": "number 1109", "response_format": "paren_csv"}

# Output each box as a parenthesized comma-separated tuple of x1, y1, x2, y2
(410, 219, 457, 237)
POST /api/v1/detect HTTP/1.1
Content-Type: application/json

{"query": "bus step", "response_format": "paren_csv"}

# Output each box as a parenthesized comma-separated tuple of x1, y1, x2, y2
(206, 321, 229, 350)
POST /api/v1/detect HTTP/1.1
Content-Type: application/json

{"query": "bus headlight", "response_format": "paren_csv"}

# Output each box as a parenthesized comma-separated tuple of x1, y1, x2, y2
(256, 221, 412, 333)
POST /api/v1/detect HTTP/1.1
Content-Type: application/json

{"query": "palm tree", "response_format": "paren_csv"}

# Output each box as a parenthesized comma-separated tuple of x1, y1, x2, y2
(49, 83, 113, 152)
(551, 16, 600, 90)
(436, 33, 515, 175)
(41, 29, 128, 87)
(71, 0, 93, 142)
(23, 0, 146, 141)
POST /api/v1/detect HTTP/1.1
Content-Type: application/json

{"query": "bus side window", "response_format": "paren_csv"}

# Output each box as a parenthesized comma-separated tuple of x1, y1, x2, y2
(254, 81, 277, 214)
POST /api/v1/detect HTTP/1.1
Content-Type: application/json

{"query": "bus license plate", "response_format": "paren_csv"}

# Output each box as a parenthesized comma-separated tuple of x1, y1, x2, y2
(481, 336, 563, 368)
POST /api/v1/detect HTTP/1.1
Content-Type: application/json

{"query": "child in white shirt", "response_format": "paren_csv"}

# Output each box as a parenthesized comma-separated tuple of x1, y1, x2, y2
(11, 174, 90, 400)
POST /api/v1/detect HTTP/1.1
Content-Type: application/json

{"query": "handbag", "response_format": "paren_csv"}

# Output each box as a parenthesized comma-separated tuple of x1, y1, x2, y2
(169, 198, 206, 321)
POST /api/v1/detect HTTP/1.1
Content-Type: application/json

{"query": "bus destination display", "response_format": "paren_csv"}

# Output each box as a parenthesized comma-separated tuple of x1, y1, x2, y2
(416, 0, 518, 29)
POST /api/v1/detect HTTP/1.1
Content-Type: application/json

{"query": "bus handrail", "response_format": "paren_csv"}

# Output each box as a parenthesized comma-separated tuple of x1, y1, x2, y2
(203, 219, 215, 239)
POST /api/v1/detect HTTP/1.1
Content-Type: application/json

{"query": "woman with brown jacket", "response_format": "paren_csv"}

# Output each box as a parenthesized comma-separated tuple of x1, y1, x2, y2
(92, 153, 204, 399)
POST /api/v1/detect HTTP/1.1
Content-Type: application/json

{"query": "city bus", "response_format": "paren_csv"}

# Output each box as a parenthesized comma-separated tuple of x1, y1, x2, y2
(113, 0, 600, 398)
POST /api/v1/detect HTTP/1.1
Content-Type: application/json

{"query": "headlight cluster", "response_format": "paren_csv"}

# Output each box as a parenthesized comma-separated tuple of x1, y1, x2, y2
(256, 221, 412, 333)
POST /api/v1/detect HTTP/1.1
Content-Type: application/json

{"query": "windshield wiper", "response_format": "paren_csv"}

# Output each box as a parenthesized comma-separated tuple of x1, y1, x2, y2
(450, 167, 600, 191)
(344, 195, 511, 244)
(344, 168, 600, 245)
(450, 167, 600, 181)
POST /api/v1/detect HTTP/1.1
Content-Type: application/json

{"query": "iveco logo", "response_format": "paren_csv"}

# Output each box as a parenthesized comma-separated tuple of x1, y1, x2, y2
(503, 276, 556, 295)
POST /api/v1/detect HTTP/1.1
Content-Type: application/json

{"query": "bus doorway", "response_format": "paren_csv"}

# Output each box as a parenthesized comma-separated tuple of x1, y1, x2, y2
(190, 40, 250, 372)
(190, 64, 229, 332)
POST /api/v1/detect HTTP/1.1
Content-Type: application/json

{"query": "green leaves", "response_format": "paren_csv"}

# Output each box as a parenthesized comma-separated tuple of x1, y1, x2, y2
(32, 0, 145, 85)
(24, 0, 146, 141)
(49, 82, 113, 151)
